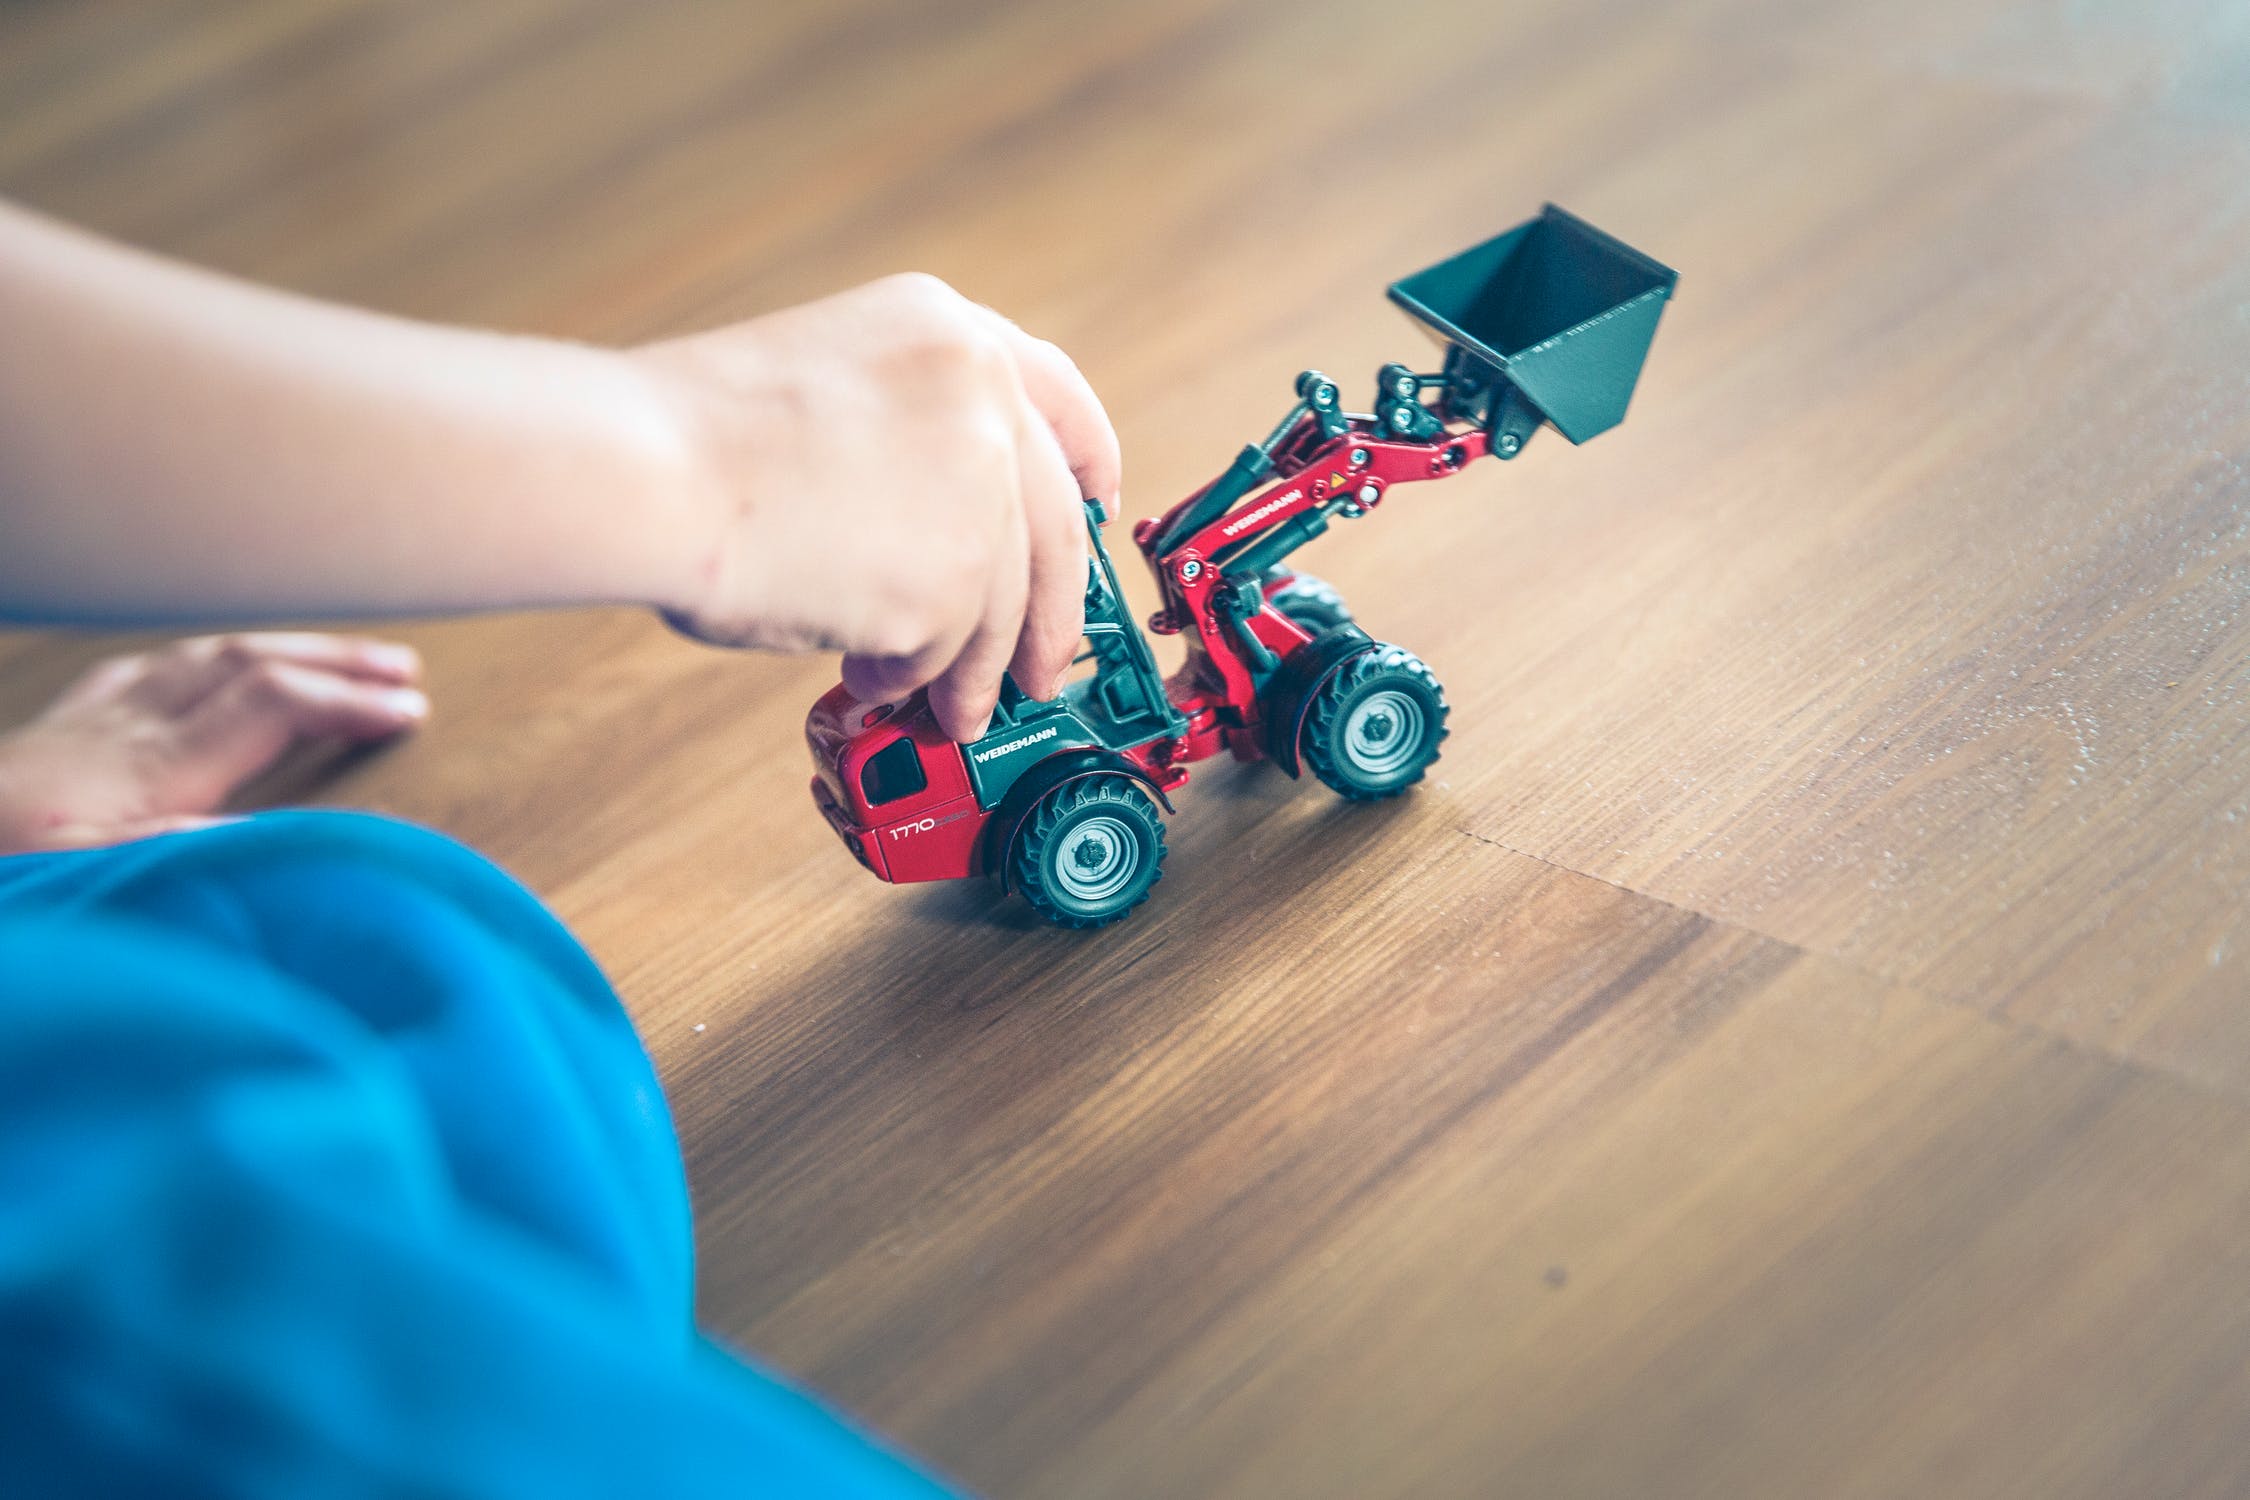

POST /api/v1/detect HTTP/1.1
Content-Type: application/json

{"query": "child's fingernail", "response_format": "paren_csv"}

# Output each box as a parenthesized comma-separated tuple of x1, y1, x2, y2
(387, 688, 431, 719)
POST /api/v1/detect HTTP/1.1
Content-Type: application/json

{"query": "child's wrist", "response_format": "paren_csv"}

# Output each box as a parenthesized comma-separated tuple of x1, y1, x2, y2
(524, 338, 733, 620)
(617, 341, 760, 630)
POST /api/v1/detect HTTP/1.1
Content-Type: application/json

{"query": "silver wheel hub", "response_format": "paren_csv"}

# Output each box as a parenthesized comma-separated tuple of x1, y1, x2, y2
(1053, 814, 1139, 902)
(1342, 688, 1425, 777)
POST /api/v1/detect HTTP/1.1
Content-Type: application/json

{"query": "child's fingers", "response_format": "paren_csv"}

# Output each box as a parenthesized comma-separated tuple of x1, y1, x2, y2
(840, 618, 976, 708)
(33, 814, 236, 851)
(188, 658, 430, 745)
(131, 632, 422, 712)
(1007, 402, 1091, 701)
(841, 649, 945, 712)
(110, 813, 239, 842)
(169, 659, 427, 808)
(48, 652, 151, 712)
(983, 311, 1122, 513)
(926, 482, 1033, 743)
(836, 528, 995, 712)
(923, 588, 1016, 744)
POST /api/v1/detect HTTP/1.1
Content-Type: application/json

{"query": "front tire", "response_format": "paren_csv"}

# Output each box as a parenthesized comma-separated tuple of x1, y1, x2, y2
(1011, 775, 1167, 928)
(1302, 646, 1449, 800)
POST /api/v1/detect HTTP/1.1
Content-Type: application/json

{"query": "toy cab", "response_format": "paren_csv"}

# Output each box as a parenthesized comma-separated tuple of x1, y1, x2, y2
(805, 500, 1186, 893)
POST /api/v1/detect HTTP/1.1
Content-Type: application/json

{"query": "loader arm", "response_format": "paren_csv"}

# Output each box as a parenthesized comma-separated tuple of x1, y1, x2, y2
(1130, 386, 1496, 715)
(1143, 396, 1490, 597)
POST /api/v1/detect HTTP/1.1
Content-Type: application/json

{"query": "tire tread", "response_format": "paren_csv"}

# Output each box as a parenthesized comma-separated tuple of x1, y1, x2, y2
(1302, 646, 1450, 801)
(1011, 775, 1167, 928)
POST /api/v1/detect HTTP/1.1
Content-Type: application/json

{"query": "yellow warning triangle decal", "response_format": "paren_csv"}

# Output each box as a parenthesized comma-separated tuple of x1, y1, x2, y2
(1329, 471, 1347, 488)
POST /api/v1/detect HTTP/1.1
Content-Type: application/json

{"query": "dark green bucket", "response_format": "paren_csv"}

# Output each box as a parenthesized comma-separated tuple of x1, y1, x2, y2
(1389, 205, 1677, 444)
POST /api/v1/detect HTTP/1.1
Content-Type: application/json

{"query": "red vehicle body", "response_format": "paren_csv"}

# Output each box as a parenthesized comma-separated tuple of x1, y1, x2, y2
(806, 206, 1677, 925)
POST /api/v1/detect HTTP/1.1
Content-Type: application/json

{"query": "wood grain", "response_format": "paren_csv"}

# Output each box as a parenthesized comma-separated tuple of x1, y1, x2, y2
(5, 0, 2250, 1494)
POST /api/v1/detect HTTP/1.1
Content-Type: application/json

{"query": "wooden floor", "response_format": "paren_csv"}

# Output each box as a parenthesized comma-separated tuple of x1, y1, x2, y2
(7, 1, 2250, 1494)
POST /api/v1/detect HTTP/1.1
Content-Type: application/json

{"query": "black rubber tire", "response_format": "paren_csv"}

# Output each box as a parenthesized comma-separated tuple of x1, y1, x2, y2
(1301, 645, 1449, 800)
(1010, 775, 1167, 928)
(1266, 568, 1354, 635)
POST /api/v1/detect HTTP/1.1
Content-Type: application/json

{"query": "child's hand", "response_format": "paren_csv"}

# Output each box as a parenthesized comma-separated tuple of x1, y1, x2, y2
(0, 633, 426, 855)
(637, 273, 1120, 742)
(2, 204, 1118, 745)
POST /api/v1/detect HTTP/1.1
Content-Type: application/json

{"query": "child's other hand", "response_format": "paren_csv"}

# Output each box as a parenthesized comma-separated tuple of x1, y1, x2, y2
(638, 273, 1120, 742)
(0, 633, 427, 855)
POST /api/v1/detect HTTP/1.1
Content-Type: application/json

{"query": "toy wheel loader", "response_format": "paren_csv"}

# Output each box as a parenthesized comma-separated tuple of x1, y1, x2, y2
(806, 206, 1677, 926)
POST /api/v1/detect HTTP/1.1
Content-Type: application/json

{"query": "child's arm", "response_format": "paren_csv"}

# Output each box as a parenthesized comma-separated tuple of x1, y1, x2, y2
(0, 198, 1115, 744)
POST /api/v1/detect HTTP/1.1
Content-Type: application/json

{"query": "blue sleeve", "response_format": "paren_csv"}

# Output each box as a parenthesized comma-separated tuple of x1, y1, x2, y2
(0, 812, 954, 1498)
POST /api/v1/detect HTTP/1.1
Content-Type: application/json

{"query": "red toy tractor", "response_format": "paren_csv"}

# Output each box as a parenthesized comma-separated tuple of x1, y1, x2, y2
(806, 206, 1676, 926)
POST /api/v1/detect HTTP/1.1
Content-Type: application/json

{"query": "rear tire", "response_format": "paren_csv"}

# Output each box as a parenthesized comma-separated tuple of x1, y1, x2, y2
(1266, 568, 1354, 635)
(1011, 775, 1167, 927)
(1302, 646, 1449, 800)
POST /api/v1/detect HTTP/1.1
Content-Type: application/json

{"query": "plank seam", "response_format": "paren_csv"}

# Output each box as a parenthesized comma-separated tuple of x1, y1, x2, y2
(1451, 824, 2250, 1112)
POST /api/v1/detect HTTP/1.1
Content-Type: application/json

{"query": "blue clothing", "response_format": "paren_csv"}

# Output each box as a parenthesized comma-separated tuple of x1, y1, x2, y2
(0, 811, 951, 1498)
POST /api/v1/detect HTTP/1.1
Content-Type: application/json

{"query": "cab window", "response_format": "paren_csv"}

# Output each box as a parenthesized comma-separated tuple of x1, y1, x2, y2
(860, 736, 927, 806)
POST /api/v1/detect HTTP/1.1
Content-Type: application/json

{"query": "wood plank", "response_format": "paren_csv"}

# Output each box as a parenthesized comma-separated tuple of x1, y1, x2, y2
(1397, 54, 2250, 1090)
(653, 826, 2250, 1499)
